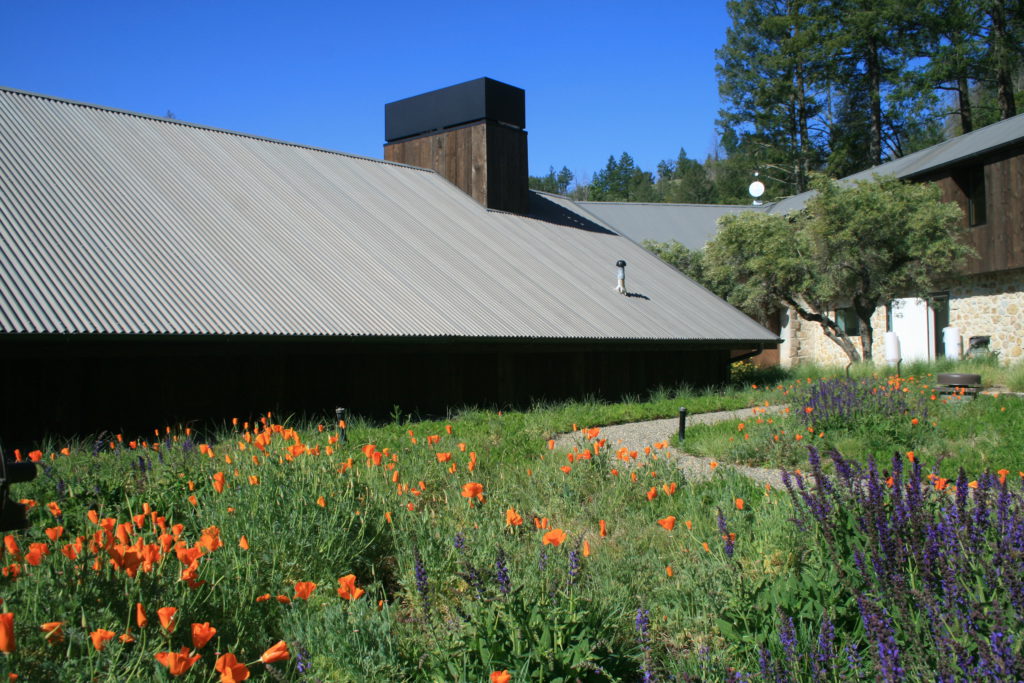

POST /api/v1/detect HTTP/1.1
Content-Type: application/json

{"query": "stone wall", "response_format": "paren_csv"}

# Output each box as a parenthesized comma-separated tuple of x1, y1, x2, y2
(780, 268, 1024, 366)
(948, 268, 1024, 363)
(781, 306, 888, 367)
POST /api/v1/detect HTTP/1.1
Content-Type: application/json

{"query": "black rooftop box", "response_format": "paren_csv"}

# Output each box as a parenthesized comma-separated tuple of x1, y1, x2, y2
(385, 77, 525, 143)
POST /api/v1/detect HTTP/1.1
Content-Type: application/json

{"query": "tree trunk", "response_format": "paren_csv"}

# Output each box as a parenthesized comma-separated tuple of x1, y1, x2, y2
(853, 295, 877, 362)
(958, 77, 974, 133)
(988, 0, 1018, 119)
(782, 295, 863, 363)
(866, 37, 884, 165)
(796, 61, 811, 193)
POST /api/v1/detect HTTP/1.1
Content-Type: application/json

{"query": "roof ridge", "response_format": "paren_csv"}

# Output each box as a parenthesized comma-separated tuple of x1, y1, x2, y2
(578, 200, 758, 208)
(0, 85, 435, 174)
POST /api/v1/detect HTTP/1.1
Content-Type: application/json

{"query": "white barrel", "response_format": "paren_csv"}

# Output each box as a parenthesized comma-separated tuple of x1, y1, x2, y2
(884, 331, 901, 366)
(943, 327, 961, 359)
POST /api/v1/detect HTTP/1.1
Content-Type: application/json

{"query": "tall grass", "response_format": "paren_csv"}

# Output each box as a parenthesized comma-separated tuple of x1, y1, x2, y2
(0, 364, 1020, 680)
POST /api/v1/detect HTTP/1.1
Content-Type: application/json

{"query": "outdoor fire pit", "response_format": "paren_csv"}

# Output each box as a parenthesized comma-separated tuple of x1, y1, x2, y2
(935, 372, 982, 398)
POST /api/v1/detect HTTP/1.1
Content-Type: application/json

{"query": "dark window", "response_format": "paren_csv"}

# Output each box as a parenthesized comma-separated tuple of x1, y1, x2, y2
(931, 293, 949, 358)
(956, 166, 987, 226)
(835, 306, 860, 336)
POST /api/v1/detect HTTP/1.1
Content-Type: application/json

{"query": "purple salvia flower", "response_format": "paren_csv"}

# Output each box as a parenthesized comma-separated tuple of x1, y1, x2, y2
(844, 642, 862, 679)
(495, 548, 510, 595)
(815, 611, 835, 669)
(777, 610, 798, 663)
(717, 508, 734, 558)
(635, 607, 653, 682)
(413, 547, 430, 612)
(567, 548, 581, 585)
(758, 646, 772, 679)
(635, 607, 650, 640)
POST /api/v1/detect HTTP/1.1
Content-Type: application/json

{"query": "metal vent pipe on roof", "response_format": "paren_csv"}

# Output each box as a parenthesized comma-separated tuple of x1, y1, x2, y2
(616, 260, 627, 295)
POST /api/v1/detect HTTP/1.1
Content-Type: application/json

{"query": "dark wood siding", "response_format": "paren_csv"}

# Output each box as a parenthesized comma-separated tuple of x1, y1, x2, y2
(384, 121, 528, 215)
(917, 142, 1024, 275)
(0, 335, 730, 447)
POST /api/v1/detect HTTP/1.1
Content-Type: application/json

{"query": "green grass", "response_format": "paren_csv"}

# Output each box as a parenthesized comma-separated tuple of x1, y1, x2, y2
(0, 362, 1020, 680)
(679, 364, 1024, 478)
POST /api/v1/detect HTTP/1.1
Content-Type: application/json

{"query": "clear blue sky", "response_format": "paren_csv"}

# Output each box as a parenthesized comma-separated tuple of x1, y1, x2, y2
(1, 1, 732, 184)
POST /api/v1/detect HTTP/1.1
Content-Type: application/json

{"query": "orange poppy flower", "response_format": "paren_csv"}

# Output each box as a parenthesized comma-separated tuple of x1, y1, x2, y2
(212, 472, 226, 494)
(44, 526, 64, 541)
(215, 653, 251, 682)
(709, 461, 718, 470)
(491, 671, 512, 683)
(685, 519, 693, 530)
(155, 647, 201, 676)
(461, 482, 485, 502)
(260, 640, 290, 663)
(294, 581, 316, 600)
(505, 508, 523, 527)
(657, 516, 676, 531)
(735, 498, 745, 511)
(191, 622, 217, 649)
(157, 606, 177, 633)
(599, 519, 607, 537)
(337, 574, 365, 601)
(239, 535, 249, 550)
(666, 565, 673, 577)
(0, 614, 13, 653)
(316, 496, 326, 508)
(90, 628, 115, 651)
(662, 482, 677, 496)
(583, 540, 591, 556)
(542, 529, 567, 546)
(41, 621, 64, 644)
(136, 602, 148, 628)
(560, 465, 572, 474)
(646, 488, 658, 501)
(701, 542, 710, 553)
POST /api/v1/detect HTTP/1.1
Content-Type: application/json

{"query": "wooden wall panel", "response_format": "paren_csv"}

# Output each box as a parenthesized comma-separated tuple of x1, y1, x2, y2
(384, 121, 528, 214)
(0, 336, 730, 447)
(920, 143, 1024, 275)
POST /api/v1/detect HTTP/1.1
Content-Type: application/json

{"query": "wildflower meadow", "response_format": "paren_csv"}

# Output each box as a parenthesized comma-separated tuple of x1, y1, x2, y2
(0, 366, 1021, 681)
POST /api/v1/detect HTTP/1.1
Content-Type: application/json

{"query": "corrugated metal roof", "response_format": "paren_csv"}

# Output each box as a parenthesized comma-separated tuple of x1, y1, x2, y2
(570, 113, 1024, 244)
(575, 201, 762, 249)
(0, 86, 776, 344)
(768, 112, 1024, 216)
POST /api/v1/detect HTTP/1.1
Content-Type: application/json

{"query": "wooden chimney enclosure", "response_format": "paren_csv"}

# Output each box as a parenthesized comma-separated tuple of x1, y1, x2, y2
(384, 78, 529, 215)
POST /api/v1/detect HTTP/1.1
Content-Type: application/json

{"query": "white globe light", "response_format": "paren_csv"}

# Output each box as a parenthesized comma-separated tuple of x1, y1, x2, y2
(748, 180, 765, 198)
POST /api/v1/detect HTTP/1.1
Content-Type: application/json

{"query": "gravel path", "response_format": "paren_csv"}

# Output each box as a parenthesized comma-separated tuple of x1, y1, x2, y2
(554, 389, 1022, 488)
(553, 405, 790, 488)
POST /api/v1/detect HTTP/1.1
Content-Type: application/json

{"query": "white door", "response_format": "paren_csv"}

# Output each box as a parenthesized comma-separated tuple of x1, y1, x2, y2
(889, 298, 933, 361)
